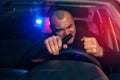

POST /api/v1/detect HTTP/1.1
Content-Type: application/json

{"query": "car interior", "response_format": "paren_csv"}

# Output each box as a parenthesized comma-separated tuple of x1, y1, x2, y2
(0, 0, 120, 80)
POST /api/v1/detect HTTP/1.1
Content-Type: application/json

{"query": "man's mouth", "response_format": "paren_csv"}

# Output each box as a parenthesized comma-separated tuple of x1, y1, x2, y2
(62, 33, 73, 44)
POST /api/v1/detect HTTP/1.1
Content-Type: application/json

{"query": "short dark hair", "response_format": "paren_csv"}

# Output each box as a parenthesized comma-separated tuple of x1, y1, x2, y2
(53, 10, 65, 20)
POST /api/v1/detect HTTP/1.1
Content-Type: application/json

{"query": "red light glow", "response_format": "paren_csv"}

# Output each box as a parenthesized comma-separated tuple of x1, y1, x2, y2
(42, 17, 52, 33)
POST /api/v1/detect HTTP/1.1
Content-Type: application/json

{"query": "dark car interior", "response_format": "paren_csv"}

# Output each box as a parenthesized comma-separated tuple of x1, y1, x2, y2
(0, 0, 120, 80)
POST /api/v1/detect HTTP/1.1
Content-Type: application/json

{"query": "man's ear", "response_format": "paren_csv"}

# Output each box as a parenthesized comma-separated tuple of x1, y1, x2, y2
(50, 24, 56, 35)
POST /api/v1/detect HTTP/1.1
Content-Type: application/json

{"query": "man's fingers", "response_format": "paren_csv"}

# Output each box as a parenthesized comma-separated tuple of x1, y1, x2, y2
(86, 49, 96, 54)
(81, 36, 87, 41)
(82, 36, 103, 57)
(84, 41, 94, 46)
(82, 37, 97, 44)
(56, 36, 62, 50)
(84, 45, 97, 50)
(44, 36, 63, 55)
(52, 36, 59, 54)
(48, 37, 56, 54)
(44, 39, 52, 54)
(63, 44, 68, 49)
(49, 36, 60, 55)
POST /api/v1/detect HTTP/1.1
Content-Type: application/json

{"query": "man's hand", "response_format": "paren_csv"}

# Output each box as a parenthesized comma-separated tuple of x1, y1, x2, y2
(81, 37, 103, 57)
(44, 36, 68, 55)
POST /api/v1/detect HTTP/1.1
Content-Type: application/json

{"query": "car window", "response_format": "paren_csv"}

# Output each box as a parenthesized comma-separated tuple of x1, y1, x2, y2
(93, 7, 120, 52)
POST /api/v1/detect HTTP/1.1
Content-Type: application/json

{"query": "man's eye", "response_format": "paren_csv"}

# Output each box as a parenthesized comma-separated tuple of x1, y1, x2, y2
(66, 24, 72, 29)
(68, 25, 72, 28)
(56, 29, 63, 32)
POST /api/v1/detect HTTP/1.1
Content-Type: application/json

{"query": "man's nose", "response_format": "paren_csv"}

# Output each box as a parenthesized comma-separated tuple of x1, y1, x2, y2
(64, 29, 69, 35)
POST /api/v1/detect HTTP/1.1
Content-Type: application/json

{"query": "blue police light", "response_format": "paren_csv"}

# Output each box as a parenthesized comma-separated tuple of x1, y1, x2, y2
(35, 18, 43, 28)
(36, 19, 42, 24)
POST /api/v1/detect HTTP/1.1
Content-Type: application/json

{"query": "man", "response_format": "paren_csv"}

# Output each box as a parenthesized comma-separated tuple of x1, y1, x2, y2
(44, 10, 103, 57)
(17, 10, 118, 75)
(17, 9, 103, 69)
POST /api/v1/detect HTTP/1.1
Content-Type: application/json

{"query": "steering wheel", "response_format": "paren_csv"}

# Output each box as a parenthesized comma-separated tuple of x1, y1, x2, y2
(54, 48, 102, 69)
(24, 48, 109, 80)
(21, 47, 102, 69)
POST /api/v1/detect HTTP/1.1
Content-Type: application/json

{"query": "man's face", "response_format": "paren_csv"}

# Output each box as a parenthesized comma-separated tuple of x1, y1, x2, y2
(52, 14, 76, 44)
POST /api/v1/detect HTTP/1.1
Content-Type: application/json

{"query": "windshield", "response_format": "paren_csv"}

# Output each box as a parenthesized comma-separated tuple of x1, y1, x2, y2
(0, 0, 120, 77)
